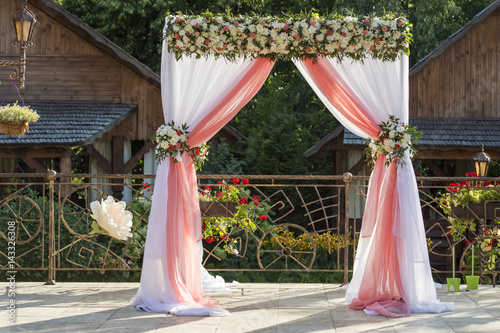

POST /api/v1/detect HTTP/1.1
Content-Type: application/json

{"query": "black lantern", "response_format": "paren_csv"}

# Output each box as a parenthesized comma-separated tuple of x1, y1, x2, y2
(0, 1, 38, 89)
(473, 146, 491, 178)
(13, 3, 38, 45)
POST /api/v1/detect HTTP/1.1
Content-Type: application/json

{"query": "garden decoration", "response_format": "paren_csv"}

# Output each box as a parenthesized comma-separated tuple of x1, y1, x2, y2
(53, 195, 133, 265)
(132, 11, 453, 318)
(447, 247, 461, 292)
(0, 78, 39, 136)
(466, 245, 479, 290)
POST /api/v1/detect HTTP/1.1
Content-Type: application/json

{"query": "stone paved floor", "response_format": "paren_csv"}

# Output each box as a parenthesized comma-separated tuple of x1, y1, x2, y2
(1, 282, 499, 332)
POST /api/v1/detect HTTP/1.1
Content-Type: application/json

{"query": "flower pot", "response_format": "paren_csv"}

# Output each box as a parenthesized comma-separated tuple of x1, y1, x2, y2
(199, 201, 237, 217)
(451, 203, 500, 220)
(466, 275, 479, 290)
(447, 278, 461, 292)
(0, 120, 29, 136)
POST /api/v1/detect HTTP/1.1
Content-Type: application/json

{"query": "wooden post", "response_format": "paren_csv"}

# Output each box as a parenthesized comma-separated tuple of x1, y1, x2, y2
(58, 151, 72, 200)
(111, 136, 124, 200)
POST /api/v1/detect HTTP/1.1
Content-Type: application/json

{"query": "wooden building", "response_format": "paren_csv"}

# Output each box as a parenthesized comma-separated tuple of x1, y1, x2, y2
(0, 0, 243, 199)
(306, 0, 500, 178)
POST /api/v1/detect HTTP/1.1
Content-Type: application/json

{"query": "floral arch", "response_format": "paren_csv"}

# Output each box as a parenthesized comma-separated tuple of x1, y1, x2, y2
(130, 13, 453, 318)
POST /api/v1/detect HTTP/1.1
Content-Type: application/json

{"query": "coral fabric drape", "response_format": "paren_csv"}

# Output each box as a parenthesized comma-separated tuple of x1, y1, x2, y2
(131, 40, 273, 315)
(294, 55, 453, 317)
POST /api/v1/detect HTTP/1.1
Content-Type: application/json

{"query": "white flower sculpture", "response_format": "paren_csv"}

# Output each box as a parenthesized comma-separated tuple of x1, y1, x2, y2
(90, 196, 133, 241)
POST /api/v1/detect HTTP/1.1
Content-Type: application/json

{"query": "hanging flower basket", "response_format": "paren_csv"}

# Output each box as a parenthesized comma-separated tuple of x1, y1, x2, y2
(0, 120, 29, 136)
(199, 201, 237, 217)
(0, 102, 39, 136)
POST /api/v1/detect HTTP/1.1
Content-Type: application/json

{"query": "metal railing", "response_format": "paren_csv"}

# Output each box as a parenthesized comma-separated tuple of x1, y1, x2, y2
(0, 171, 499, 285)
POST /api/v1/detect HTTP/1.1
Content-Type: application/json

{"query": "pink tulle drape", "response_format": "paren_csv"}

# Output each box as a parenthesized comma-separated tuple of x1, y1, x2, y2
(163, 58, 274, 308)
(299, 57, 410, 317)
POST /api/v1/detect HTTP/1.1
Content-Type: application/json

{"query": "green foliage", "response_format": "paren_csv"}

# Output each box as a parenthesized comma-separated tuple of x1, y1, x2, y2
(232, 66, 337, 175)
(199, 139, 245, 175)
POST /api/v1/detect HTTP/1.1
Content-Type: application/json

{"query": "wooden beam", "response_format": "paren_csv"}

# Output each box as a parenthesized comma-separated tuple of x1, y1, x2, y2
(58, 152, 72, 200)
(422, 159, 447, 177)
(0, 147, 70, 158)
(112, 136, 125, 200)
(84, 145, 112, 174)
(348, 156, 366, 175)
(123, 141, 155, 174)
(416, 148, 500, 160)
(21, 157, 47, 173)
(335, 150, 346, 176)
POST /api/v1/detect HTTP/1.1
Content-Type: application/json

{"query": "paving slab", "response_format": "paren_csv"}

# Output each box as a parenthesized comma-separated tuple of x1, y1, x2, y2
(1, 282, 500, 332)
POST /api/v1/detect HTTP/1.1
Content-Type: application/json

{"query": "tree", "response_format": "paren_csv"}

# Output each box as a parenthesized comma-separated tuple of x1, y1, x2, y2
(56, 0, 495, 175)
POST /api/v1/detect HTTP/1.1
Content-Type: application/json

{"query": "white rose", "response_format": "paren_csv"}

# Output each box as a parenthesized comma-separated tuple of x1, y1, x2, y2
(389, 130, 396, 139)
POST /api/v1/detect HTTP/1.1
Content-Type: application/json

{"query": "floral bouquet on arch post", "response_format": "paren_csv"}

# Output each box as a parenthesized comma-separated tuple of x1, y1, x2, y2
(152, 121, 208, 169)
(364, 115, 422, 169)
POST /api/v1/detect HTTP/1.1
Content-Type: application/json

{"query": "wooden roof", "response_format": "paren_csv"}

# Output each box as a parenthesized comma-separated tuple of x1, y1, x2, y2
(0, 102, 137, 146)
(305, 119, 500, 160)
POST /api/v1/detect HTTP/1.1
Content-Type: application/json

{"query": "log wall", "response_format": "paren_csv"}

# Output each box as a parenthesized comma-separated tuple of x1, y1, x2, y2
(0, 0, 162, 142)
(410, 8, 499, 119)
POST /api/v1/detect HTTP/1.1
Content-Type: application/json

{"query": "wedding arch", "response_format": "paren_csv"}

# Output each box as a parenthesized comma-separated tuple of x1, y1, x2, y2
(130, 12, 454, 317)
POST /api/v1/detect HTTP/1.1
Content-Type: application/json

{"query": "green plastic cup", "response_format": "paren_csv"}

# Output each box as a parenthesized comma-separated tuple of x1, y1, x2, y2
(447, 278, 461, 292)
(466, 275, 479, 290)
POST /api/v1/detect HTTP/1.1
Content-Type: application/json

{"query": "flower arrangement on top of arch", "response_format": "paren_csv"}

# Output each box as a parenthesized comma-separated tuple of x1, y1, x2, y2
(163, 12, 411, 61)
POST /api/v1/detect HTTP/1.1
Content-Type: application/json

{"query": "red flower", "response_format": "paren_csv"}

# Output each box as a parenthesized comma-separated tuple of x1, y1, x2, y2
(206, 237, 213, 244)
(174, 33, 180, 39)
(216, 192, 223, 198)
(369, 45, 375, 51)
(231, 179, 240, 184)
(241, 179, 249, 185)
(260, 21, 266, 26)
(395, 144, 401, 149)
(376, 38, 381, 44)
(326, 29, 332, 36)
(169, 145, 174, 150)
(252, 195, 260, 203)
(202, 222, 206, 230)
(293, 34, 300, 40)
(341, 32, 346, 37)
(205, 39, 211, 44)
(283, 24, 289, 30)
(250, 32, 257, 39)
(143, 183, 151, 189)
(363, 30, 369, 36)
(217, 181, 223, 185)
(238, 198, 248, 205)
(13, 168, 18, 173)
(195, 148, 200, 155)
(223, 25, 230, 32)
(204, 186, 212, 191)
(381, 25, 388, 32)
(259, 215, 267, 221)
(221, 234, 228, 240)
(309, 20, 316, 26)
(484, 181, 492, 186)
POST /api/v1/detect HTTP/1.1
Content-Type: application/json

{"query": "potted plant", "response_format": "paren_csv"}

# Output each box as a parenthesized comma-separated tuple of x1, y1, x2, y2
(0, 102, 39, 136)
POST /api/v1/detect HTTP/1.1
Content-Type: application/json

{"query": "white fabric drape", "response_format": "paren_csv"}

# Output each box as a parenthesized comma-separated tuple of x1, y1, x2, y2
(294, 55, 453, 315)
(131, 42, 269, 316)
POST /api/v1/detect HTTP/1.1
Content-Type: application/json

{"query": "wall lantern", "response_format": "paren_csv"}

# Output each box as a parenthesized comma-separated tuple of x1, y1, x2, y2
(473, 146, 492, 178)
(0, 0, 38, 89)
